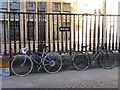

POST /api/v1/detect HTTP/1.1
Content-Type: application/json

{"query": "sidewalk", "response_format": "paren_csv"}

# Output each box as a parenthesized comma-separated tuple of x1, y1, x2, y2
(2, 67, 118, 88)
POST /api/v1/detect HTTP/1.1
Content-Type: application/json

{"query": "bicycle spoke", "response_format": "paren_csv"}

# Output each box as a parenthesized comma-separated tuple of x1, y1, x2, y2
(43, 52, 62, 73)
(72, 54, 90, 71)
(99, 50, 117, 69)
(11, 55, 33, 76)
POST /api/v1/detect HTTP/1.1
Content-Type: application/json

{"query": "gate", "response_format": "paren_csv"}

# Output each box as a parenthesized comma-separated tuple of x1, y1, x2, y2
(0, 12, 120, 56)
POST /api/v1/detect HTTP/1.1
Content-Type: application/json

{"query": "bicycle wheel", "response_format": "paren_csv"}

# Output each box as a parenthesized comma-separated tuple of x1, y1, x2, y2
(43, 52, 62, 73)
(72, 53, 90, 71)
(11, 55, 33, 76)
(99, 50, 117, 69)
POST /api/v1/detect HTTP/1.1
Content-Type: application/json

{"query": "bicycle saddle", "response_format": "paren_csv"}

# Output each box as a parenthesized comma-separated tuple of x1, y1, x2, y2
(83, 45, 89, 48)
(40, 44, 48, 49)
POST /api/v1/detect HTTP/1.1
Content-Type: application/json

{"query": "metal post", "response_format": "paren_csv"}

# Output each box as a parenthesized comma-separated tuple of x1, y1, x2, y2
(103, 0, 107, 46)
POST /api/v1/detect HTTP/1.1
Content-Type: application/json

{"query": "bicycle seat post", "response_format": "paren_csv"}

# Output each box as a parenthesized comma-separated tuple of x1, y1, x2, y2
(42, 48, 45, 57)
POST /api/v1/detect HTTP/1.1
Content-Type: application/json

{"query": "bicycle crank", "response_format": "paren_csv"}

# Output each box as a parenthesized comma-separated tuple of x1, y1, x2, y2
(50, 60, 56, 67)
(91, 60, 97, 65)
(37, 65, 42, 71)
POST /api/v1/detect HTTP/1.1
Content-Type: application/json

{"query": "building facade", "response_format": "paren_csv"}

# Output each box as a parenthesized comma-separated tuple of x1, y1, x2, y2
(0, 0, 120, 54)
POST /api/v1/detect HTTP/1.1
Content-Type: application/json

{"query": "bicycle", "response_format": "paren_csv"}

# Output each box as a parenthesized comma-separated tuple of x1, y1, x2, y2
(72, 44, 117, 71)
(11, 44, 63, 76)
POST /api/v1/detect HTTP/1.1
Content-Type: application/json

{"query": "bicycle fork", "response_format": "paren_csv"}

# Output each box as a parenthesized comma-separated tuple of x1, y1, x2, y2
(21, 55, 27, 67)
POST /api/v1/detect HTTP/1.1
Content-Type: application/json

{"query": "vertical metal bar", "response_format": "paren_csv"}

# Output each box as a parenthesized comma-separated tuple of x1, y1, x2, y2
(28, 13, 30, 51)
(43, 13, 46, 44)
(115, 32, 118, 50)
(93, 14, 96, 53)
(57, 14, 59, 52)
(89, 15, 92, 51)
(33, 14, 35, 52)
(115, 16, 118, 50)
(4, 12, 7, 55)
(97, 14, 100, 49)
(48, 14, 50, 52)
(89, 16, 92, 51)
(105, 21, 107, 50)
(73, 15, 75, 51)
(40, 14, 42, 45)
(38, 13, 40, 52)
(81, 15, 84, 52)
(119, 26, 120, 52)
(65, 14, 67, 52)
(85, 15, 88, 51)
(13, 13, 16, 54)
(61, 15, 63, 52)
(109, 16, 111, 50)
(69, 15, 71, 53)
(52, 14, 55, 51)
(9, 13, 12, 57)
(119, 37, 120, 53)
(112, 16, 115, 50)
(104, 16, 108, 49)
(23, 13, 26, 48)
(102, 16, 104, 45)
(61, 15, 64, 51)
(18, 13, 21, 52)
(77, 15, 80, 51)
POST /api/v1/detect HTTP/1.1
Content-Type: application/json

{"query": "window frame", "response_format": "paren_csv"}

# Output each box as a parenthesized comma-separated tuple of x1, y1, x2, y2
(37, 2, 47, 12)
(0, 1, 8, 18)
(62, 3, 71, 12)
(52, 2, 61, 12)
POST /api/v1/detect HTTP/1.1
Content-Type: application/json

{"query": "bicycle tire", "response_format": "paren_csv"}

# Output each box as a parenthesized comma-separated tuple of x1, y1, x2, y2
(43, 52, 62, 73)
(11, 55, 33, 76)
(72, 53, 90, 71)
(99, 50, 117, 69)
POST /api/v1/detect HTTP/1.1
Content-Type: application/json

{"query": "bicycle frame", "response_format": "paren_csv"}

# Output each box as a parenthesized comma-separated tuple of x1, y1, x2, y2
(86, 48, 103, 62)
(22, 48, 49, 67)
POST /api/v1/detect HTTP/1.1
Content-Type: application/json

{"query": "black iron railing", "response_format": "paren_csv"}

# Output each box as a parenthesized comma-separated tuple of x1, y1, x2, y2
(0, 11, 120, 56)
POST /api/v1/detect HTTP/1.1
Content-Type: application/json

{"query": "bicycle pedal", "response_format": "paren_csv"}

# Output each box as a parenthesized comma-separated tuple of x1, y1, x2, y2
(37, 66, 42, 71)
(91, 61, 96, 65)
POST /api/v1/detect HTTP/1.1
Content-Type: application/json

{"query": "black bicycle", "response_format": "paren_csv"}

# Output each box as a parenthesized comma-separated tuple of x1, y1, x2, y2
(72, 44, 117, 71)
(11, 44, 63, 76)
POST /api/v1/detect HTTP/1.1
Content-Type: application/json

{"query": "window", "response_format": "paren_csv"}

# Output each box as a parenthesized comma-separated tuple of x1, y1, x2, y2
(37, 2, 46, 12)
(10, 0, 20, 19)
(26, 2, 36, 19)
(63, 3, 71, 12)
(10, 0, 20, 10)
(27, 21, 36, 41)
(26, 2, 36, 11)
(10, 21, 20, 41)
(0, 0, 8, 18)
(0, 0, 7, 9)
(52, 2, 61, 12)
(37, 2, 46, 20)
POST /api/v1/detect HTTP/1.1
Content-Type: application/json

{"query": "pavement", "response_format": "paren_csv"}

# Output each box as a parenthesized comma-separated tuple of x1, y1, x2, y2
(2, 67, 118, 88)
